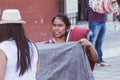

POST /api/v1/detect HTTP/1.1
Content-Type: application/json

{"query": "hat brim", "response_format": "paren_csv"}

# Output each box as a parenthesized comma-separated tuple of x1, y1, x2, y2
(0, 20, 26, 24)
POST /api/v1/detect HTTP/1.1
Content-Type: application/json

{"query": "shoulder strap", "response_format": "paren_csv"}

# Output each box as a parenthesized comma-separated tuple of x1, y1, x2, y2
(66, 29, 72, 42)
(86, 30, 93, 41)
(48, 39, 53, 44)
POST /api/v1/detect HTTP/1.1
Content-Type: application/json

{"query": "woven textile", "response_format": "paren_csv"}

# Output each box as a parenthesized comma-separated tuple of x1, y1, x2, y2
(36, 42, 94, 80)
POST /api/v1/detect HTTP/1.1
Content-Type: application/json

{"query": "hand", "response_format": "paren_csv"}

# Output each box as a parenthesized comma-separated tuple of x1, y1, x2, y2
(78, 38, 92, 47)
(78, 38, 98, 62)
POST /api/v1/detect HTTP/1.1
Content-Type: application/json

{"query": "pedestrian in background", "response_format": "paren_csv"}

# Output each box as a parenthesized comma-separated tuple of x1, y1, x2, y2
(0, 9, 40, 80)
(45, 14, 98, 70)
(86, 0, 110, 66)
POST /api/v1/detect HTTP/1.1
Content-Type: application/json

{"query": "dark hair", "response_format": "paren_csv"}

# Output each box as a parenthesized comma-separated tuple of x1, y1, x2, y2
(52, 14, 71, 29)
(0, 23, 31, 76)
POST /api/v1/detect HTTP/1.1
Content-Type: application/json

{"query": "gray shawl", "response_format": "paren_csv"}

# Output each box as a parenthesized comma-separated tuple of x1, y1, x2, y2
(36, 42, 94, 80)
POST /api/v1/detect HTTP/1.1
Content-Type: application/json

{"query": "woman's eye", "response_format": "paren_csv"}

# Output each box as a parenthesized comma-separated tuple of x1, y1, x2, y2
(53, 24, 64, 27)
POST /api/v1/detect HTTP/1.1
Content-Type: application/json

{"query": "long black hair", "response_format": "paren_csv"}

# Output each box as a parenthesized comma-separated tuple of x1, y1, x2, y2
(0, 23, 31, 76)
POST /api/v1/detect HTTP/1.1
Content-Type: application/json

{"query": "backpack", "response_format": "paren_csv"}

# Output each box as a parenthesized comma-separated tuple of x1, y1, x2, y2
(67, 27, 95, 71)
(89, 0, 119, 14)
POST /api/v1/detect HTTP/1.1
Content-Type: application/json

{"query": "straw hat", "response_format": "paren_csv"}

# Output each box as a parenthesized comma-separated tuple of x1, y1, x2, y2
(0, 9, 26, 24)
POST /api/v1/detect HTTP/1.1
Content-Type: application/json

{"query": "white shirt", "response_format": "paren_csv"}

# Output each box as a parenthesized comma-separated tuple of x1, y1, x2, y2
(0, 40, 38, 80)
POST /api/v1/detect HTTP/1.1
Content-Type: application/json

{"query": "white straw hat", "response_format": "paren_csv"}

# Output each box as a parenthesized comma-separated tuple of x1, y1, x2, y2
(0, 9, 26, 24)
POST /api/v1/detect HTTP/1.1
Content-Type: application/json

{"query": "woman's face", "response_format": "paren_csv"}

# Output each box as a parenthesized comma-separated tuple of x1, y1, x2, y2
(52, 18, 68, 39)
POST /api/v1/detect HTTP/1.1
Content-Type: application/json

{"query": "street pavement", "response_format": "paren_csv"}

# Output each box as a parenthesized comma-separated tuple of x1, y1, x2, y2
(93, 22, 120, 80)
(103, 21, 120, 58)
(93, 56, 120, 80)
(78, 21, 120, 80)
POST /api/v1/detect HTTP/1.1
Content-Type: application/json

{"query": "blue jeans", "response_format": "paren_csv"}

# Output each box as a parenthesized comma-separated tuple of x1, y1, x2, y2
(89, 21, 106, 63)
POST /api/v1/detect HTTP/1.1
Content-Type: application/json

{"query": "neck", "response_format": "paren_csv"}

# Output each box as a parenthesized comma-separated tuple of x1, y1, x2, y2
(53, 37, 66, 43)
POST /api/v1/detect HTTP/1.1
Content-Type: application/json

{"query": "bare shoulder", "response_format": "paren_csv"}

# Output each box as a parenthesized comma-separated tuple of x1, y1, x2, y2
(0, 49, 7, 60)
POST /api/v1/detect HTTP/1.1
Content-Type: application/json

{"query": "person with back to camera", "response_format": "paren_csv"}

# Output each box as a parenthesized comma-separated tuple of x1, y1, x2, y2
(45, 14, 98, 70)
(0, 9, 40, 80)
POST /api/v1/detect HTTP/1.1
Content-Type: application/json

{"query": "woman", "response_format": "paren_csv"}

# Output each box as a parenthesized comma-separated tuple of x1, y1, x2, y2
(0, 9, 40, 80)
(45, 14, 98, 70)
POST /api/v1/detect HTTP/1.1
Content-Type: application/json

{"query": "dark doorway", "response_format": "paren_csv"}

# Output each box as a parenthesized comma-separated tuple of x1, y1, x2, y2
(58, 0, 64, 14)
(78, 0, 88, 21)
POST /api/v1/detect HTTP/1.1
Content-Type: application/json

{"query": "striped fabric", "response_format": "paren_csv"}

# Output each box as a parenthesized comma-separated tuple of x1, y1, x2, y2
(89, 0, 119, 14)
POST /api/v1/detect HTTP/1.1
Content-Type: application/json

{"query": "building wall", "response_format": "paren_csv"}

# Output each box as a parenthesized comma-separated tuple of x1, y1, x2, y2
(0, 0, 59, 42)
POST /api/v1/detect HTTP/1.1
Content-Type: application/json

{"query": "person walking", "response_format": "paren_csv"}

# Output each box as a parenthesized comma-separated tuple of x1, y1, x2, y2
(0, 9, 40, 80)
(86, 0, 110, 66)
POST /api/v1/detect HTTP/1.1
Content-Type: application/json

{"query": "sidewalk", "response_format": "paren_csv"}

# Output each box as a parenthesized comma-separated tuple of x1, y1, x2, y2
(103, 29, 120, 58)
(102, 21, 120, 58)
(93, 56, 120, 80)
(94, 21, 120, 80)
(78, 21, 120, 80)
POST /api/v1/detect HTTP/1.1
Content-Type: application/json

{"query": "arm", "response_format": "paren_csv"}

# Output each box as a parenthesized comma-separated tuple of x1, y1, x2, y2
(36, 57, 40, 76)
(78, 38, 98, 62)
(0, 49, 7, 80)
